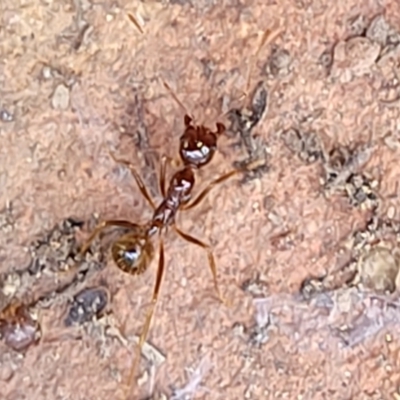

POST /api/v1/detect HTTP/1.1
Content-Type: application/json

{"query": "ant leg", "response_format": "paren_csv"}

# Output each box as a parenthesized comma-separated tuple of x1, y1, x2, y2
(182, 169, 240, 211)
(160, 156, 182, 197)
(159, 155, 170, 198)
(173, 225, 229, 305)
(124, 237, 165, 400)
(245, 27, 282, 98)
(79, 220, 139, 257)
(162, 81, 193, 119)
(109, 151, 156, 210)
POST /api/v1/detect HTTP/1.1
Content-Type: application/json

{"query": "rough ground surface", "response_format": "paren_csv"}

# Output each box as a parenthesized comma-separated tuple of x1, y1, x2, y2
(1, 1, 400, 399)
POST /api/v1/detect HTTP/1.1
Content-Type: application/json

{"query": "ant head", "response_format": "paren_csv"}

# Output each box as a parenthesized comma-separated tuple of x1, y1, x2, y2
(111, 229, 154, 276)
(179, 115, 225, 168)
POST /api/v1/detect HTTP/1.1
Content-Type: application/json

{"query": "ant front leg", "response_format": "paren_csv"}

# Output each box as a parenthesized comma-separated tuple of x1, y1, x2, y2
(159, 155, 182, 198)
(109, 151, 156, 210)
(174, 225, 230, 306)
(159, 155, 168, 198)
(159, 155, 175, 198)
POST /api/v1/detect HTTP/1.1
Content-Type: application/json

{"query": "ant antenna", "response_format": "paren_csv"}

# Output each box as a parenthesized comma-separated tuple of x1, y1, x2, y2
(162, 80, 195, 121)
(217, 25, 281, 123)
(244, 26, 282, 100)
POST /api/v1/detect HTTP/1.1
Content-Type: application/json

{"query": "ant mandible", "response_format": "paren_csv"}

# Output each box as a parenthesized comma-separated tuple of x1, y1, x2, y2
(78, 113, 242, 399)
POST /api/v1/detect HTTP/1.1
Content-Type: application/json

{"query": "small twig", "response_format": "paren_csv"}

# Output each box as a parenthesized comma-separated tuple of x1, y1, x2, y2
(128, 12, 144, 34)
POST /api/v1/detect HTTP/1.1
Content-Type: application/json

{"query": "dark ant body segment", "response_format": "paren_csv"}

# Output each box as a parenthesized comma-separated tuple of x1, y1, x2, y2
(78, 114, 240, 399)
(179, 114, 225, 168)
(151, 165, 195, 228)
(111, 227, 155, 275)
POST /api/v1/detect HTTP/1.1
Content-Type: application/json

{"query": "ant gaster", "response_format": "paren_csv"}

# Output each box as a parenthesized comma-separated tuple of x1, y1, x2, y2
(79, 114, 241, 399)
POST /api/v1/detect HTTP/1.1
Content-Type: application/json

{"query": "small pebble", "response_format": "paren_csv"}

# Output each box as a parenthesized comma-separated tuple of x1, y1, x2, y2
(42, 66, 53, 79)
(0, 109, 14, 122)
(387, 205, 396, 220)
(51, 84, 70, 110)
(64, 286, 108, 326)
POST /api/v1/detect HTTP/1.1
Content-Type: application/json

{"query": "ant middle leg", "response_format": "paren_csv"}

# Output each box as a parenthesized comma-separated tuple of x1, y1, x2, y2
(181, 169, 240, 211)
(173, 225, 229, 305)
(109, 151, 156, 210)
(159, 155, 174, 198)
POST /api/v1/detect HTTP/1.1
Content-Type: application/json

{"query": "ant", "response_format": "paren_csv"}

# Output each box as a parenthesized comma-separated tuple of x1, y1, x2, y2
(77, 19, 281, 400)
(78, 113, 243, 399)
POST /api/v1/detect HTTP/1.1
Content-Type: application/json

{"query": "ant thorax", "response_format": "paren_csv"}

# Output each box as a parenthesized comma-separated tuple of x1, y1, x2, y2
(151, 166, 195, 229)
(168, 166, 195, 199)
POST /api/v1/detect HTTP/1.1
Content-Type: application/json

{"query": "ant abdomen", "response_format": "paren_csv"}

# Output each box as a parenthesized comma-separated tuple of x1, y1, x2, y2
(111, 233, 154, 275)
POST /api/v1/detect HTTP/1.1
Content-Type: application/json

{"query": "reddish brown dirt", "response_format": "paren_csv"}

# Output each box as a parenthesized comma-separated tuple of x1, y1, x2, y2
(1, 1, 400, 400)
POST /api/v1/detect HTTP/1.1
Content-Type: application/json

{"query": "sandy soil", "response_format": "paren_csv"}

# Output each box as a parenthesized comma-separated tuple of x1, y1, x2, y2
(1, 0, 400, 399)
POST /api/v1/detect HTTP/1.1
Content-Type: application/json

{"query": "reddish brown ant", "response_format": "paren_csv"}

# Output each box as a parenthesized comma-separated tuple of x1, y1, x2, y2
(79, 21, 281, 399)
(78, 113, 241, 399)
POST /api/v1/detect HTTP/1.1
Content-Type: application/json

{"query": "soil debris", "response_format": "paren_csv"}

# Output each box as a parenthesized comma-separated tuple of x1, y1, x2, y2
(0, 216, 105, 351)
(300, 276, 326, 300)
(129, 335, 166, 368)
(281, 127, 323, 164)
(301, 215, 400, 299)
(228, 81, 269, 182)
(346, 14, 369, 38)
(233, 298, 272, 349)
(331, 36, 381, 80)
(241, 272, 269, 298)
(64, 286, 109, 327)
(28, 217, 85, 276)
(0, 302, 41, 352)
(332, 13, 400, 82)
(322, 143, 378, 209)
(366, 15, 391, 48)
(170, 355, 212, 400)
(228, 81, 268, 150)
(264, 46, 292, 78)
(0, 202, 16, 234)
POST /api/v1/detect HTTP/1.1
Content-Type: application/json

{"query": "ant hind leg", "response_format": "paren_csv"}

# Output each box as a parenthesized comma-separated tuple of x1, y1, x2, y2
(123, 237, 166, 400)
(173, 225, 230, 306)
